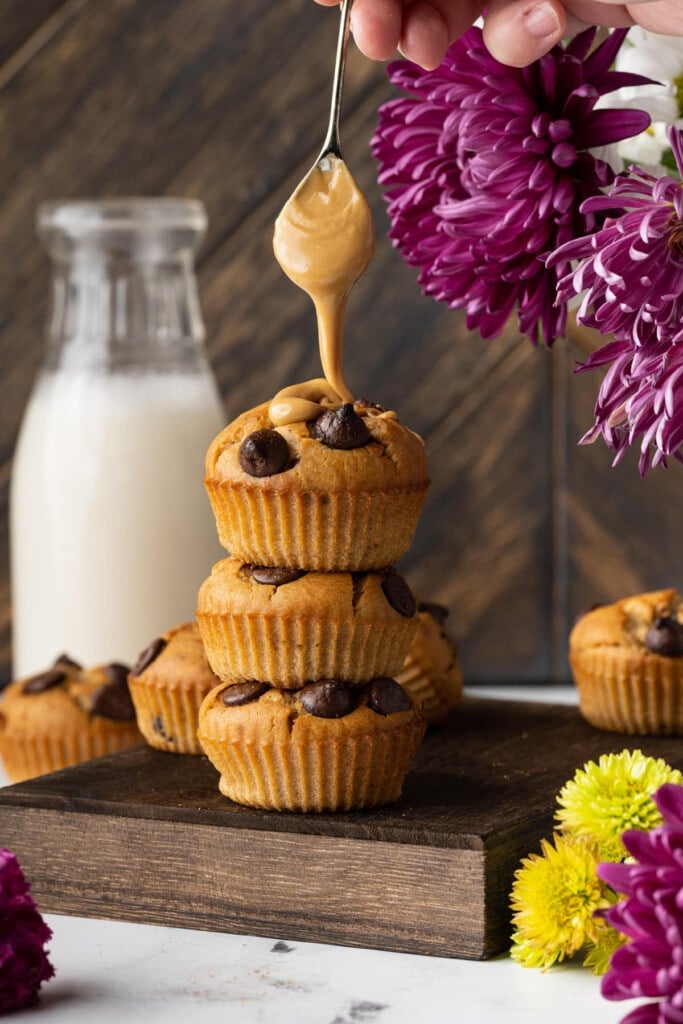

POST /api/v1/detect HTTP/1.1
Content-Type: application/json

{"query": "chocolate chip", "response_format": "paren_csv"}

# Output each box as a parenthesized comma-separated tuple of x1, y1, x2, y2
(299, 680, 356, 718)
(221, 681, 271, 707)
(382, 570, 417, 618)
(418, 601, 449, 627)
(645, 617, 683, 657)
(249, 566, 306, 586)
(131, 637, 167, 677)
(90, 681, 136, 720)
(105, 662, 131, 687)
(239, 429, 290, 477)
(22, 668, 66, 695)
(312, 404, 371, 450)
(367, 677, 412, 715)
(53, 653, 82, 671)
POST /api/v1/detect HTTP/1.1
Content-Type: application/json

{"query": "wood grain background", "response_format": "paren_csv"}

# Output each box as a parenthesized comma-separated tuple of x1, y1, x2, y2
(1, 0, 681, 686)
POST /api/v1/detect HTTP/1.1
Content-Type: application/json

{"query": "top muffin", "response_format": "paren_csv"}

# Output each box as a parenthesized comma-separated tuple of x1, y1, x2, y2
(204, 392, 429, 571)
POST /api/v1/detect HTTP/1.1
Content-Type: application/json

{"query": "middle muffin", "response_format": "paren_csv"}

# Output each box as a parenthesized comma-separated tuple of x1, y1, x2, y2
(197, 556, 418, 688)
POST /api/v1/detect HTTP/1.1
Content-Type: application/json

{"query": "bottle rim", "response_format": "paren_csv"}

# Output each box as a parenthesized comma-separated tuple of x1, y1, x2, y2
(37, 197, 207, 236)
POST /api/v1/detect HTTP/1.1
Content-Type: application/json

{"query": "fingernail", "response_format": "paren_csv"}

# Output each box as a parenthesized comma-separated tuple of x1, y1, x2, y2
(524, 3, 561, 38)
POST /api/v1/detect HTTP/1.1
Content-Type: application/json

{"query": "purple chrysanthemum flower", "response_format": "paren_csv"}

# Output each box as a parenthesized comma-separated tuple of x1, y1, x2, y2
(598, 784, 683, 1024)
(552, 129, 683, 349)
(0, 849, 54, 1013)
(575, 335, 683, 474)
(372, 27, 651, 346)
(549, 127, 683, 474)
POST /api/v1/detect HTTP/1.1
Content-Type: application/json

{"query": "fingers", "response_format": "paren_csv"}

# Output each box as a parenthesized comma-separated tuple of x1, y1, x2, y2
(397, 1, 451, 69)
(483, 0, 568, 66)
(626, 0, 683, 35)
(349, 0, 403, 61)
(399, 0, 485, 68)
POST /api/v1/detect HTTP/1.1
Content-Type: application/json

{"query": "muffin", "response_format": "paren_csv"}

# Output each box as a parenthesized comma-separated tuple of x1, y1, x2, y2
(204, 391, 429, 571)
(569, 588, 683, 734)
(197, 675, 426, 811)
(396, 602, 463, 725)
(197, 557, 419, 687)
(0, 654, 142, 783)
(128, 622, 220, 754)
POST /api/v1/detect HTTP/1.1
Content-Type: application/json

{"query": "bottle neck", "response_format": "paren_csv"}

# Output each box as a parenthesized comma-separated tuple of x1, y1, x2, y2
(43, 252, 208, 374)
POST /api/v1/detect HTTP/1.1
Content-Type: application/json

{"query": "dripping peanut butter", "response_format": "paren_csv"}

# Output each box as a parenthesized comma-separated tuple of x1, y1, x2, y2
(272, 154, 375, 410)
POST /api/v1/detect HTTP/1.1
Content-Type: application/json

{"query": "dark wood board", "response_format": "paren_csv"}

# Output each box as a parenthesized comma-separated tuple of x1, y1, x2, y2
(2, 696, 683, 960)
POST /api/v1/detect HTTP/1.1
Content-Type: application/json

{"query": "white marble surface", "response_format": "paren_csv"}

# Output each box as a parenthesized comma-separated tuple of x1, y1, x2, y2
(1, 686, 632, 1024)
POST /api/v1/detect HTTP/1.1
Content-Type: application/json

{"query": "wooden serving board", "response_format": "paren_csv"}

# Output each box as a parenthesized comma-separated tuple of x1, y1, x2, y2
(2, 697, 683, 960)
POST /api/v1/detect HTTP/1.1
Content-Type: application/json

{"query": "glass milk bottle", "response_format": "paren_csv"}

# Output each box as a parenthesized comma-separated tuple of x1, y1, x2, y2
(10, 198, 225, 677)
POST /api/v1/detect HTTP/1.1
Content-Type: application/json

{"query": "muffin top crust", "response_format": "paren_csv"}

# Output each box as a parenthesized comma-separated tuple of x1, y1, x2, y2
(570, 589, 683, 656)
(205, 396, 429, 494)
(197, 556, 418, 625)
(0, 654, 138, 733)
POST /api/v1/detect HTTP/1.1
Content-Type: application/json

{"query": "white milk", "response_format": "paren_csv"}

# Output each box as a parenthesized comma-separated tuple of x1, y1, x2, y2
(10, 368, 226, 676)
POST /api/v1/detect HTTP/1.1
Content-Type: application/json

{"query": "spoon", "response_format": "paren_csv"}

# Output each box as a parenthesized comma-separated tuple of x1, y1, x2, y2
(273, 0, 374, 406)
(319, 0, 354, 164)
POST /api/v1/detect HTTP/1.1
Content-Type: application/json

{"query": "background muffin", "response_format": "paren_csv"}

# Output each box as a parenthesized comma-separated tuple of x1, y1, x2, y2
(128, 622, 220, 754)
(569, 588, 683, 734)
(204, 397, 429, 571)
(0, 654, 142, 782)
(396, 602, 463, 725)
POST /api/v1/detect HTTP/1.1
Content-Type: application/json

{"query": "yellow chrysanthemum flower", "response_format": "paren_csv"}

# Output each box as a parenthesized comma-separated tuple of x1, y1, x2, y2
(510, 834, 612, 971)
(582, 910, 626, 976)
(555, 749, 682, 862)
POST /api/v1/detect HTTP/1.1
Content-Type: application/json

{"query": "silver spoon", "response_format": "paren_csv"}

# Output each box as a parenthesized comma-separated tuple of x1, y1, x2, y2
(318, 0, 354, 164)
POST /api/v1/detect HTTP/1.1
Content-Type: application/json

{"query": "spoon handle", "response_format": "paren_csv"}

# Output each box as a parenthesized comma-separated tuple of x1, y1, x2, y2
(319, 0, 354, 160)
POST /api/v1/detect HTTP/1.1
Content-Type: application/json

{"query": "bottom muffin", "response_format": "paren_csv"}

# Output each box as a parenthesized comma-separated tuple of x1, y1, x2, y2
(128, 622, 220, 754)
(197, 677, 426, 812)
(0, 655, 142, 782)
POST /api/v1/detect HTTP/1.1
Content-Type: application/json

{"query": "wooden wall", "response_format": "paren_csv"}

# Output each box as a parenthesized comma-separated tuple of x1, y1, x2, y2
(1, 0, 682, 687)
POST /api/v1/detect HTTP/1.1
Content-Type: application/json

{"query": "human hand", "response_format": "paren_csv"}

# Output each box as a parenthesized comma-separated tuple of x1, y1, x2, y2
(313, 0, 683, 70)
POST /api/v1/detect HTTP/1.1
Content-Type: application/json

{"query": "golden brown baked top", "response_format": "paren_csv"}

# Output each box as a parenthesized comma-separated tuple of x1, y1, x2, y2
(197, 556, 418, 623)
(0, 654, 137, 734)
(129, 622, 218, 691)
(205, 398, 428, 494)
(570, 589, 683, 656)
(198, 676, 423, 744)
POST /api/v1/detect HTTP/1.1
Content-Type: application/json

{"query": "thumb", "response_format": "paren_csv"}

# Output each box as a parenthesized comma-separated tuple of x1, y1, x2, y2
(483, 0, 568, 67)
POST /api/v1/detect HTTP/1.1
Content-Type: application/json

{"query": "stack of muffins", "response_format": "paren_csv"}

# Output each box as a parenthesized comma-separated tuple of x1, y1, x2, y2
(193, 391, 430, 811)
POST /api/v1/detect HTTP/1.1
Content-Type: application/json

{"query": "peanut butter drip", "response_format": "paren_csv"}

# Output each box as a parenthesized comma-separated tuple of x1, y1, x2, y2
(268, 378, 341, 427)
(273, 155, 375, 404)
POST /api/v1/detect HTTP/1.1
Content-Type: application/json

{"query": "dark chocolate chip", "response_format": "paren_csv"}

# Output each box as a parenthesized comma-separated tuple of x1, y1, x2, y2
(367, 677, 412, 715)
(382, 570, 417, 618)
(312, 404, 371, 450)
(418, 601, 449, 627)
(53, 653, 82, 671)
(131, 637, 167, 677)
(645, 616, 683, 657)
(299, 680, 356, 718)
(90, 681, 136, 720)
(249, 566, 305, 586)
(239, 429, 290, 477)
(105, 662, 131, 687)
(22, 668, 66, 695)
(221, 681, 271, 707)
